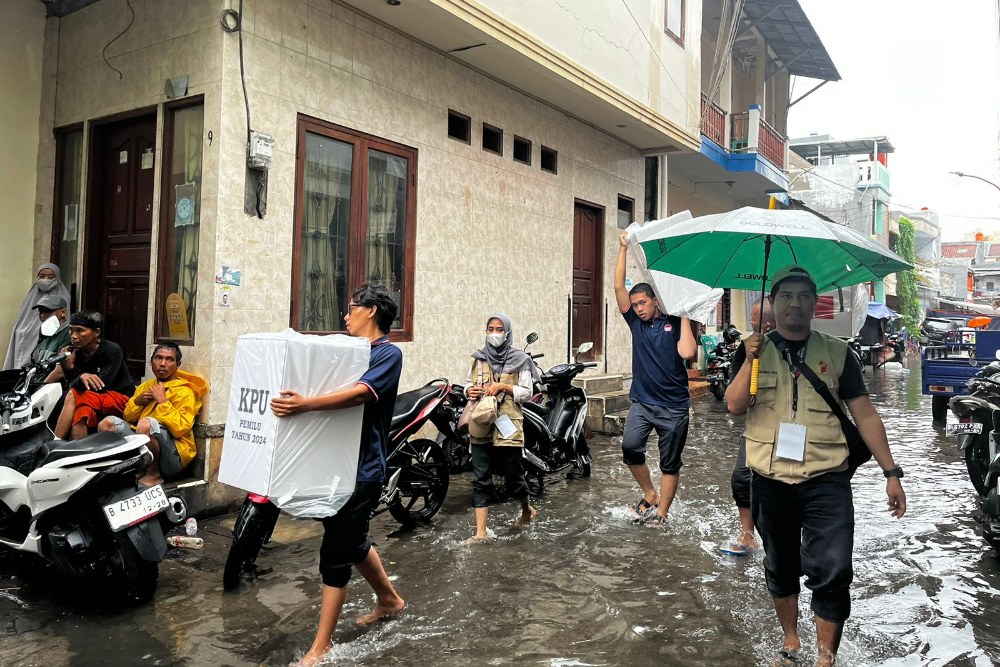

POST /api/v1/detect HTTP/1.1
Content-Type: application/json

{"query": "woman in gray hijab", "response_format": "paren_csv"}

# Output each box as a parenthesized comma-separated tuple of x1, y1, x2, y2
(3, 263, 72, 370)
(463, 312, 539, 544)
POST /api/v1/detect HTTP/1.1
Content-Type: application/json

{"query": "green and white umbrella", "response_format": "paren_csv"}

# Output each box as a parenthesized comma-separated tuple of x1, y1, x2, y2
(634, 206, 913, 397)
(635, 206, 912, 295)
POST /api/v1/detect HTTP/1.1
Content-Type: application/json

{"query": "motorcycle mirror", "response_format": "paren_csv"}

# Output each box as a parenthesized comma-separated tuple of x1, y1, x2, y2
(578, 342, 594, 354)
(526, 332, 538, 346)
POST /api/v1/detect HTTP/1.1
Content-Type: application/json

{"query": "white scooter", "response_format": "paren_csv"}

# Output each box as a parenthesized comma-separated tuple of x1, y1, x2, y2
(0, 352, 187, 603)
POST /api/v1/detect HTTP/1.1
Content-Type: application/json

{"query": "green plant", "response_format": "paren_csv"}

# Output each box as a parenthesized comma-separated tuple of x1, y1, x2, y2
(896, 217, 922, 331)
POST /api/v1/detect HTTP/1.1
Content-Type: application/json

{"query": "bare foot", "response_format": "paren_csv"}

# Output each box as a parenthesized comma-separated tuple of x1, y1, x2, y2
(463, 534, 489, 546)
(137, 473, 165, 487)
(356, 597, 405, 626)
(513, 506, 537, 528)
(738, 531, 760, 551)
(294, 644, 330, 667)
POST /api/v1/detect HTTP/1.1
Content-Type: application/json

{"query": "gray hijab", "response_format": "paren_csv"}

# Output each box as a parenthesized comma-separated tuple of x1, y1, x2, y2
(472, 312, 541, 382)
(3, 263, 72, 370)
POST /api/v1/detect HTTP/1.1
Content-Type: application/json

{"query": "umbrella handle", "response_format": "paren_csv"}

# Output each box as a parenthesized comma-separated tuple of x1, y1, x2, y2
(749, 358, 760, 396)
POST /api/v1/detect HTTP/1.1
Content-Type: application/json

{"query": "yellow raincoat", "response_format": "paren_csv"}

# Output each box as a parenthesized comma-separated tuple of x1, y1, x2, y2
(123, 369, 208, 468)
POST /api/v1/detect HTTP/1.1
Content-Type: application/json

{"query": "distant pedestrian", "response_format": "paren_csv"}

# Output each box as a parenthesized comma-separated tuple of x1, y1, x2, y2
(614, 231, 697, 526)
(723, 299, 775, 555)
(726, 265, 906, 667)
(464, 312, 538, 544)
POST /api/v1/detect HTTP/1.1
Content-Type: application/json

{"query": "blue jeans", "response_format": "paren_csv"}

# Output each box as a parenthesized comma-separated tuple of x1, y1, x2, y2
(751, 470, 855, 623)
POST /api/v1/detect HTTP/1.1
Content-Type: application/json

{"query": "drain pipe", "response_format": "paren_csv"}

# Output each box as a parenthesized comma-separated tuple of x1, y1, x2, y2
(604, 298, 609, 373)
(567, 293, 573, 363)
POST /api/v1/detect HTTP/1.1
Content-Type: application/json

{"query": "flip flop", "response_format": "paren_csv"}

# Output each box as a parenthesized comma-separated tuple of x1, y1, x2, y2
(772, 648, 800, 666)
(719, 542, 752, 556)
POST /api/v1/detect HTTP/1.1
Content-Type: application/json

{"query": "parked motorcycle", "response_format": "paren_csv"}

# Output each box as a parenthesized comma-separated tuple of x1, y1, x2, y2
(223, 379, 454, 590)
(434, 383, 472, 473)
(705, 324, 741, 401)
(948, 357, 1000, 496)
(519, 338, 597, 494)
(0, 352, 187, 603)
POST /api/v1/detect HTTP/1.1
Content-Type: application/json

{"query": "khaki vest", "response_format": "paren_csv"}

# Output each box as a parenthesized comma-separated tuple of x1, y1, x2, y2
(468, 358, 525, 448)
(744, 331, 850, 484)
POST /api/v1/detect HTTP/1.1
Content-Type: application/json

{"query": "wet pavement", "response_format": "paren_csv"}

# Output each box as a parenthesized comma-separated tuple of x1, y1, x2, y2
(3, 362, 1000, 666)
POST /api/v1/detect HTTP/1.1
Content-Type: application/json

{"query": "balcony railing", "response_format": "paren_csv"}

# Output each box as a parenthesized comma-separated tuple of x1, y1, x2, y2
(729, 110, 786, 169)
(699, 93, 726, 147)
(730, 112, 750, 151)
(758, 119, 785, 170)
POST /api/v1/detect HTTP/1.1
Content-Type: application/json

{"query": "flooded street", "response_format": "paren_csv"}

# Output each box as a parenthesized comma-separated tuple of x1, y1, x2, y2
(3, 363, 1000, 666)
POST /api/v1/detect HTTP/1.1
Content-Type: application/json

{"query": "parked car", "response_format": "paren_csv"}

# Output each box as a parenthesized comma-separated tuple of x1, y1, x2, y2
(920, 317, 971, 345)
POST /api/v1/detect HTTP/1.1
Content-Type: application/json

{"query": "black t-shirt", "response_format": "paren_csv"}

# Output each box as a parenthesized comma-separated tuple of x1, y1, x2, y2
(65, 339, 136, 396)
(731, 332, 868, 401)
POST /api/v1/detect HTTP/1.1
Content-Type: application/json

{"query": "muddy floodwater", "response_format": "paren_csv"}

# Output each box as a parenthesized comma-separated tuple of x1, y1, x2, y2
(2, 364, 1000, 666)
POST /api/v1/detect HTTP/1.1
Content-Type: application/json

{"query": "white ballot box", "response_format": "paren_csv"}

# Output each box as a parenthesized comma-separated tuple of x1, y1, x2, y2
(218, 330, 371, 518)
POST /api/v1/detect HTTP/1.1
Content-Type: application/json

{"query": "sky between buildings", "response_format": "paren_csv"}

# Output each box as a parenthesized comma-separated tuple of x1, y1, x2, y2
(788, 0, 1000, 242)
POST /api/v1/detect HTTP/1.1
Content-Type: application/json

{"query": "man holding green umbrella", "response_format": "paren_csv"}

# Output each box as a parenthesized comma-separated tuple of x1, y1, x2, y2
(726, 264, 906, 667)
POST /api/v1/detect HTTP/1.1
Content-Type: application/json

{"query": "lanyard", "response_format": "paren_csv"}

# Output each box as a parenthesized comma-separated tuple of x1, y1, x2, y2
(780, 343, 806, 414)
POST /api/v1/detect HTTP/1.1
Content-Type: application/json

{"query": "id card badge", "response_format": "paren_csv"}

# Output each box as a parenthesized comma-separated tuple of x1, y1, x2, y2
(494, 414, 517, 439)
(776, 422, 807, 462)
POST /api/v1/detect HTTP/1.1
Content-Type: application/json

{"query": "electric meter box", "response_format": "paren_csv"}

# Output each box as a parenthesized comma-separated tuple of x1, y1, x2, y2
(247, 131, 274, 169)
(218, 330, 371, 517)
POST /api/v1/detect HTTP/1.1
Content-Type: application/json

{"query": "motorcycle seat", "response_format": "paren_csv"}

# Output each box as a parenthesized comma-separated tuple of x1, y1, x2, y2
(390, 384, 444, 433)
(38, 431, 131, 465)
(523, 401, 550, 417)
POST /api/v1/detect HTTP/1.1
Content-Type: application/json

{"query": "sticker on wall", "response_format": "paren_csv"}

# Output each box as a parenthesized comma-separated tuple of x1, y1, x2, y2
(141, 148, 154, 170)
(175, 182, 198, 227)
(119, 150, 128, 164)
(215, 265, 241, 286)
(217, 284, 234, 308)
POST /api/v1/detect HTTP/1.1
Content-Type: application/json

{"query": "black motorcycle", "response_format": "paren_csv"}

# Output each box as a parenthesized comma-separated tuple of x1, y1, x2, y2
(704, 324, 741, 401)
(519, 339, 597, 494)
(949, 360, 1000, 496)
(223, 379, 454, 590)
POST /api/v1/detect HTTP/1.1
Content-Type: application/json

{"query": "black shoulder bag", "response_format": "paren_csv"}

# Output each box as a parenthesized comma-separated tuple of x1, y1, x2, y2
(771, 335, 872, 476)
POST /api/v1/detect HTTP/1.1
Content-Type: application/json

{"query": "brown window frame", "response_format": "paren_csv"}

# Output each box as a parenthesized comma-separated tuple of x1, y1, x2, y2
(51, 122, 85, 312)
(154, 95, 205, 345)
(664, 0, 685, 46)
(291, 114, 418, 341)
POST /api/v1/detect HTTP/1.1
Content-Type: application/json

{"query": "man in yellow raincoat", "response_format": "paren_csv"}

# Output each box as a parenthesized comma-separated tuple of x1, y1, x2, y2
(99, 342, 208, 486)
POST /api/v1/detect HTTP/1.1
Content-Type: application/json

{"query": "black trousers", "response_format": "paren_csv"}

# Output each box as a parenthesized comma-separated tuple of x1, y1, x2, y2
(751, 470, 855, 623)
(471, 443, 528, 508)
(731, 437, 751, 508)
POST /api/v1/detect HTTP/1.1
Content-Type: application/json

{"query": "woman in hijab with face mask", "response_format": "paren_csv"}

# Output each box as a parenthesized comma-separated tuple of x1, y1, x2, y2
(3, 263, 72, 370)
(464, 313, 540, 544)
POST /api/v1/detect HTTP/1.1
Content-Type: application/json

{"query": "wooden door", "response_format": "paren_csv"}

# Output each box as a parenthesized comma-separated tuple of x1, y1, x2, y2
(84, 113, 157, 380)
(572, 201, 603, 358)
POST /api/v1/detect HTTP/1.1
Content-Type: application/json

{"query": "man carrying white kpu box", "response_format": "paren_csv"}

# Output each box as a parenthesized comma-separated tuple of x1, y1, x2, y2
(270, 285, 405, 667)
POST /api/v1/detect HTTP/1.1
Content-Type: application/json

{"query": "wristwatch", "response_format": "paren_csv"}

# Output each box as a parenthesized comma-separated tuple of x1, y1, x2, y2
(883, 466, 904, 479)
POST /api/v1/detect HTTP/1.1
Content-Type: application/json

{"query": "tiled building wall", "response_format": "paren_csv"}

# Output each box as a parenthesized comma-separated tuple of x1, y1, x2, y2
(36, 0, 646, 430)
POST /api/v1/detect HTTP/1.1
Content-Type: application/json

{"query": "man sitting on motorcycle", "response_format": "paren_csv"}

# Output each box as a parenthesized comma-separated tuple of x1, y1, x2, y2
(45, 311, 136, 441)
(97, 342, 208, 486)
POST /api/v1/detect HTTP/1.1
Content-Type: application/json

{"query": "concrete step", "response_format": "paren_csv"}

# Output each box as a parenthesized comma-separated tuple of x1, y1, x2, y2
(574, 373, 628, 395)
(593, 409, 629, 436)
(587, 389, 631, 419)
(690, 379, 711, 399)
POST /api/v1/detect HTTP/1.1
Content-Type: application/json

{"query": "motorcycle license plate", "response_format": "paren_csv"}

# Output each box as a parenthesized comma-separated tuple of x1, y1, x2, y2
(103, 485, 168, 532)
(946, 422, 983, 436)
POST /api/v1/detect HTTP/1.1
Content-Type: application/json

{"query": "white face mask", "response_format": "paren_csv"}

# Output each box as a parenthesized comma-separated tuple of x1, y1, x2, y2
(40, 314, 60, 337)
(37, 278, 57, 292)
(486, 332, 506, 348)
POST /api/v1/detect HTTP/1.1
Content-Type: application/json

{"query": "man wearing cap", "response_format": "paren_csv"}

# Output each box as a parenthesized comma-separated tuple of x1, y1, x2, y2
(46, 311, 136, 441)
(31, 294, 70, 363)
(725, 265, 906, 667)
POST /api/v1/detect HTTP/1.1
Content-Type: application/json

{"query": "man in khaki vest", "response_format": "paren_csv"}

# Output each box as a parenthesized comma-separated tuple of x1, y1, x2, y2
(725, 265, 906, 667)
